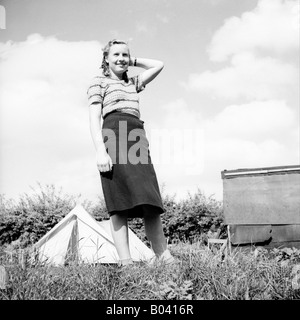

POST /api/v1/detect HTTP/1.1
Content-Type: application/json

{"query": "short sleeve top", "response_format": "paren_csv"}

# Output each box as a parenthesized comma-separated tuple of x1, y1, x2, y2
(87, 74, 145, 119)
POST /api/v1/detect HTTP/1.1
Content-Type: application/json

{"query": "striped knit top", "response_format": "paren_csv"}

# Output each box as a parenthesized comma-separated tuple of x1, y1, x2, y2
(87, 74, 145, 119)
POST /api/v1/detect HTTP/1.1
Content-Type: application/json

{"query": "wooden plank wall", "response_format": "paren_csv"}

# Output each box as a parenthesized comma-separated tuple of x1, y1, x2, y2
(222, 165, 300, 247)
(223, 170, 300, 225)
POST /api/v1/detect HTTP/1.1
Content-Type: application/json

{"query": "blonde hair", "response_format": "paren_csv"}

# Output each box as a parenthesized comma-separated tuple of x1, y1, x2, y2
(101, 39, 130, 81)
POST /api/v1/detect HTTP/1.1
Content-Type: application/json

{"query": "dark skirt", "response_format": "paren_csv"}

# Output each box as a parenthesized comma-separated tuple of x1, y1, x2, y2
(100, 111, 164, 218)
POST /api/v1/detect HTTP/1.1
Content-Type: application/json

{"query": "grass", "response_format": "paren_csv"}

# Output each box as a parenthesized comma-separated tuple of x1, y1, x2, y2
(1, 242, 300, 300)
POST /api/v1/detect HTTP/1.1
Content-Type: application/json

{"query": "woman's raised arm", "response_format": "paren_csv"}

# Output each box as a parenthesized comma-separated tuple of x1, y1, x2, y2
(130, 57, 164, 86)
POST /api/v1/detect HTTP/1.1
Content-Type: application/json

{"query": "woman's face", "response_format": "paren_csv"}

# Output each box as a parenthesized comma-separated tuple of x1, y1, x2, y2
(106, 44, 130, 78)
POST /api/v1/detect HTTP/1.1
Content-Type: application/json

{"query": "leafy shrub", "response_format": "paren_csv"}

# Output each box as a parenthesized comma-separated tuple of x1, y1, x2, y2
(0, 184, 225, 249)
(161, 189, 226, 243)
(88, 197, 109, 221)
(0, 184, 80, 248)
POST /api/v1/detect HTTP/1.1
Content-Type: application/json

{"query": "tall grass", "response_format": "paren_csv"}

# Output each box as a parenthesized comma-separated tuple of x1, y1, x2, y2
(1, 242, 299, 300)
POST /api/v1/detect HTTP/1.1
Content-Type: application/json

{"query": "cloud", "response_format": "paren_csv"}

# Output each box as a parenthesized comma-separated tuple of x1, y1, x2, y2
(185, 53, 298, 100)
(155, 98, 202, 129)
(0, 33, 101, 152)
(145, 99, 205, 198)
(183, 0, 299, 101)
(208, 0, 299, 62)
(203, 99, 299, 174)
(150, 98, 299, 200)
(179, 1, 299, 198)
(0, 33, 104, 200)
(205, 100, 295, 141)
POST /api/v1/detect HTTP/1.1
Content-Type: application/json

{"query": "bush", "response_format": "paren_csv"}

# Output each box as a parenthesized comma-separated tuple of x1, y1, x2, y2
(0, 184, 80, 248)
(0, 184, 225, 249)
(161, 189, 226, 243)
(88, 197, 109, 221)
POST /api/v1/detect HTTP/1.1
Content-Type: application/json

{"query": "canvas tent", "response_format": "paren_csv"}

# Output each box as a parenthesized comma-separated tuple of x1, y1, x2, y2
(33, 204, 155, 265)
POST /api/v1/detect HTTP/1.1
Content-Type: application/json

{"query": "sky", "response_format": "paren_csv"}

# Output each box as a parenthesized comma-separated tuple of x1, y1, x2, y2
(0, 0, 299, 203)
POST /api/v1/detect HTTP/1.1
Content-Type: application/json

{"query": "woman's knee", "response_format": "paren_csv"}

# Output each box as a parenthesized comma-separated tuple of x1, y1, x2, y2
(141, 204, 162, 218)
(110, 210, 129, 230)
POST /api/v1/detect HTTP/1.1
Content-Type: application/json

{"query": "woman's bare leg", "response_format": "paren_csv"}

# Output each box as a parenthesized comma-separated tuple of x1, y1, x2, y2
(110, 211, 132, 265)
(142, 205, 172, 259)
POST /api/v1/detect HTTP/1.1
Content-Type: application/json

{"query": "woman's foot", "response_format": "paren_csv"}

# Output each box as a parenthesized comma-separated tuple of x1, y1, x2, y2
(148, 249, 175, 266)
(118, 258, 134, 267)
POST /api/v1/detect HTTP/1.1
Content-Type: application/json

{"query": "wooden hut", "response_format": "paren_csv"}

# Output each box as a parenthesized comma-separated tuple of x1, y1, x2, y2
(221, 165, 300, 249)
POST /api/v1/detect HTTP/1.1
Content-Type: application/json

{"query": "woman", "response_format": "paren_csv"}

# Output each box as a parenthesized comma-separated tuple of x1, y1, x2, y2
(87, 39, 174, 266)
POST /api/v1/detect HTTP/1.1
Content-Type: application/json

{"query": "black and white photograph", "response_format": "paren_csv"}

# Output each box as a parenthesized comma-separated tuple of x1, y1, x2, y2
(0, 0, 299, 304)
